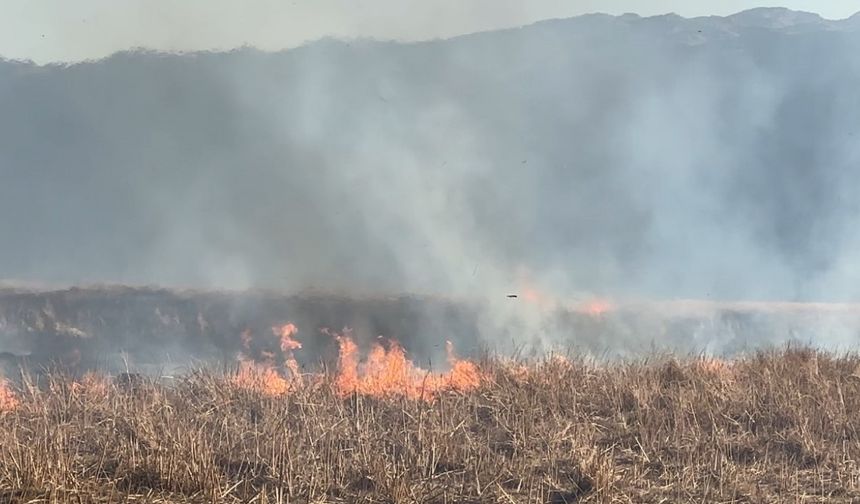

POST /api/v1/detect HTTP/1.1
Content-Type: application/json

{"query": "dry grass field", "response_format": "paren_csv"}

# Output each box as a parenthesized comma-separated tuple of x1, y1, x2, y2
(1, 346, 859, 503)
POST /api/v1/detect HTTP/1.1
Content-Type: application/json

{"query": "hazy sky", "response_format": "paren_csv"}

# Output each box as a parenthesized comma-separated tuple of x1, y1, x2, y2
(2, 0, 858, 64)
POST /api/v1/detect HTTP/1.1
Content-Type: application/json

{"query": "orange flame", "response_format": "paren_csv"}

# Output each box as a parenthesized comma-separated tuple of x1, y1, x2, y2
(443, 340, 482, 392)
(579, 298, 613, 317)
(275, 323, 301, 352)
(232, 323, 302, 396)
(70, 371, 110, 397)
(332, 329, 482, 401)
(696, 357, 734, 379)
(232, 323, 482, 401)
(234, 361, 292, 396)
(516, 268, 614, 317)
(274, 323, 302, 383)
(0, 380, 18, 412)
(520, 284, 556, 310)
(333, 332, 360, 396)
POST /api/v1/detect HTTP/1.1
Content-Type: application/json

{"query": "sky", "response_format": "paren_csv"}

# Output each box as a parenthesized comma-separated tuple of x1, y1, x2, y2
(1, 0, 858, 64)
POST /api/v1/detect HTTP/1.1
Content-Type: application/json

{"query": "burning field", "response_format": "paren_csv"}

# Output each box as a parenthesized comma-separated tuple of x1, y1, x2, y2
(2, 347, 860, 503)
(1, 287, 860, 502)
(5, 4, 860, 501)
(3, 284, 860, 377)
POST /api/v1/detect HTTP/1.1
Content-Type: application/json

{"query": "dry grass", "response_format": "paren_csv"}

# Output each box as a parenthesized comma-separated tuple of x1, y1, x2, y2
(2, 347, 860, 503)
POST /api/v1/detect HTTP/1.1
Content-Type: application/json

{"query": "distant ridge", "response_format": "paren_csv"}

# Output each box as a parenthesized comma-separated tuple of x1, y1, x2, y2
(0, 6, 859, 303)
(1, 8, 859, 66)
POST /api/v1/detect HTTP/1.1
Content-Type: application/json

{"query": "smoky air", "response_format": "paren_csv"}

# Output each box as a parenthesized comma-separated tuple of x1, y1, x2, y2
(1, 8, 860, 372)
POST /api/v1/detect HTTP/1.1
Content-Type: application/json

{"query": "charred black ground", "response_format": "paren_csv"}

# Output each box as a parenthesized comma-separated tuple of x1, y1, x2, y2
(1, 286, 856, 379)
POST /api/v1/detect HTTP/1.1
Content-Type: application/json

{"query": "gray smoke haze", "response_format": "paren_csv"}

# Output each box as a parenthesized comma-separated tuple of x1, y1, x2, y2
(2, 8, 860, 358)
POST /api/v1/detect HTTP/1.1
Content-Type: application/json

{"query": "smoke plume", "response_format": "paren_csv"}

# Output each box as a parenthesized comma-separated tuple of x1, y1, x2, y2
(2, 8, 860, 362)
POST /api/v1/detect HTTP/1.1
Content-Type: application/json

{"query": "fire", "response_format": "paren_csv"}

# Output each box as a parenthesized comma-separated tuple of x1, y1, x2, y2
(515, 269, 614, 317)
(234, 362, 292, 397)
(506, 362, 531, 381)
(274, 323, 302, 378)
(0, 380, 18, 412)
(331, 329, 482, 401)
(579, 299, 613, 317)
(522, 285, 550, 306)
(70, 371, 110, 397)
(275, 323, 301, 352)
(232, 323, 303, 396)
(333, 332, 360, 396)
(443, 340, 482, 391)
(696, 357, 734, 378)
(519, 283, 557, 310)
(232, 323, 482, 401)
(515, 267, 556, 309)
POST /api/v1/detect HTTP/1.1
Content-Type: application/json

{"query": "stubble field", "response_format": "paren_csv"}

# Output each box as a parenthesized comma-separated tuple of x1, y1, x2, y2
(1, 346, 859, 503)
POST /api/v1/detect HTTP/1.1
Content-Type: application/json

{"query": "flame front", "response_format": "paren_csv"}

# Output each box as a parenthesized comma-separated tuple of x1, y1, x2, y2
(233, 324, 483, 401)
(331, 329, 481, 401)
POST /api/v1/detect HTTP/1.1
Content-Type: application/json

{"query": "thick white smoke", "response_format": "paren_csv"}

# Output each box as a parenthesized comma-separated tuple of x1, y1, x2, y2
(1, 9, 860, 358)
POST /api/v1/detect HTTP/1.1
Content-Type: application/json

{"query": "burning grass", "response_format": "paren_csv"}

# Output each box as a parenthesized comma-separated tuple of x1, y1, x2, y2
(231, 325, 483, 401)
(2, 347, 860, 503)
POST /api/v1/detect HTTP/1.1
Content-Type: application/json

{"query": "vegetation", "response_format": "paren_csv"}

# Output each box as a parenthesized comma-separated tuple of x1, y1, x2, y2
(1, 347, 859, 503)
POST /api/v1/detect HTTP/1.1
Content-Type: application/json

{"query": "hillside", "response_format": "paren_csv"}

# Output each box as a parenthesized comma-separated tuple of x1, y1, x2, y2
(1, 9, 859, 304)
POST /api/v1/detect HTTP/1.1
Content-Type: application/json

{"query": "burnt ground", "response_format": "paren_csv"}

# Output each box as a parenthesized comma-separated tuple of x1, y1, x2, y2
(0, 286, 857, 377)
(0, 286, 489, 376)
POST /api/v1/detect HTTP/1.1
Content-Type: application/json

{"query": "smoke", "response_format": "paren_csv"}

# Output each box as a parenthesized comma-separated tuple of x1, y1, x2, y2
(1, 10, 860, 358)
